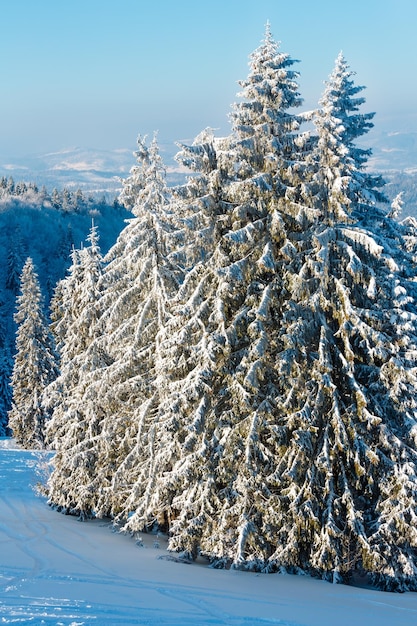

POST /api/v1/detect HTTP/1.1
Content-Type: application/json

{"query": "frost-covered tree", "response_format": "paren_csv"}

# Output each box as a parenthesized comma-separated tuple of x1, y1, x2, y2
(388, 192, 404, 220)
(48, 247, 83, 360)
(74, 188, 86, 212)
(46, 136, 180, 518)
(51, 188, 61, 209)
(6, 225, 25, 294)
(90, 134, 184, 521)
(321, 54, 382, 175)
(256, 56, 417, 590)
(46, 223, 104, 377)
(44, 224, 106, 511)
(0, 344, 12, 436)
(121, 25, 308, 553)
(8, 258, 58, 448)
(6, 176, 14, 194)
(62, 188, 74, 213)
(318, 54, 414, 278)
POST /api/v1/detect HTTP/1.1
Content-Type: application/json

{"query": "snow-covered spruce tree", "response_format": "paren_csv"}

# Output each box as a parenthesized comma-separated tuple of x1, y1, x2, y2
(44, 226, 104, 431)
(6, 226, 25, 294)
(8, 258, 58, 448)
(44, 224, 106, 513)
(46, 136, 181, 519)
(319, 54, 417, 353)
(0, 344, 13, 436)
(63, 135, 180, 520)
(121, 25, 309, 557)
(318, 54, 415, 277)
(115, 128, 224, 533)
(257, 56, 417, 590)
(48, 246, 84, 364)
(321, 53, 386, 206)
(88, 134, 185, 521)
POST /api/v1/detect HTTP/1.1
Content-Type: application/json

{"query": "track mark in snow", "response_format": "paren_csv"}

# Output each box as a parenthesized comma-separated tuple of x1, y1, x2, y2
(156, 585, 297, 625)
(368, 600, 417, 614)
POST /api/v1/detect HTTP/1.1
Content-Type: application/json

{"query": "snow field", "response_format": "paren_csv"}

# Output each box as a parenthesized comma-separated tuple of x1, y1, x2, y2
(1, 440, 417, 625)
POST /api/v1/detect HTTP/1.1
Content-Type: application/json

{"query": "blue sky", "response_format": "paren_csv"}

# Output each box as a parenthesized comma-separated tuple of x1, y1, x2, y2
(0, 0, 416, 157)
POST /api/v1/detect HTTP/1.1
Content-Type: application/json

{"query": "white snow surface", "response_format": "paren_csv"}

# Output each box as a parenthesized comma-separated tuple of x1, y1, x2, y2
(1, 439, 417, 625)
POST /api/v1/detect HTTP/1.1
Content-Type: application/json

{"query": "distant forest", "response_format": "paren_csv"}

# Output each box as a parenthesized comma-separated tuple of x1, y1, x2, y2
(0, 179, 130, 432)
(385, 171, 417, 218)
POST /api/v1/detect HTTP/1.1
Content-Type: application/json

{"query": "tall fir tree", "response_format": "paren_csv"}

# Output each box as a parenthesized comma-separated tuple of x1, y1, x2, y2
(8, 258, 58, 448)
(46, 137, 181, 518)
(0, 343, 13, 436)
(320, 53, 386, 202)
(257, 54, 417, 590)
(319, 54, 417, 288)
(44, 224, 105, 513)
(121, 24, 308, 554)
(6, 224, 25, 295)
(89, 134, 181, 520)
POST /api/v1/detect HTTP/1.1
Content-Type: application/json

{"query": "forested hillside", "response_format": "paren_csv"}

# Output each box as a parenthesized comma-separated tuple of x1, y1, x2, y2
(385, 171, 417, 218)
(0, 182, 130, 434)
(5, 24, 417, 593)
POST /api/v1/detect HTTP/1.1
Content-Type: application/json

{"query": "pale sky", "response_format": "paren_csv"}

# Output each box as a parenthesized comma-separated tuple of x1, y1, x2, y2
(0, 0, 416, 157)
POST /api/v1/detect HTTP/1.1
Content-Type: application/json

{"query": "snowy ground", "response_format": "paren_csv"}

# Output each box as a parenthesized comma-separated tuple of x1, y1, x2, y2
(1, 439, 417, 625)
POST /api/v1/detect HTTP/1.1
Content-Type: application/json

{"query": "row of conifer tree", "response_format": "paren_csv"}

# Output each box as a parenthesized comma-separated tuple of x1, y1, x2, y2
(8, 25, 417, 591)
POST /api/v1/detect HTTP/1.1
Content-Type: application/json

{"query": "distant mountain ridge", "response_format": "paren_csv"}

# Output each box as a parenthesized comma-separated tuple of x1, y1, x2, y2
(0, 130, 417, 195)
(0, 142, 189, 195)
(366, 130, 417, 172)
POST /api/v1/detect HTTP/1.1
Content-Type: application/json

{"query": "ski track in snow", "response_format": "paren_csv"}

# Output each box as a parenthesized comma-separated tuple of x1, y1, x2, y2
(1, 440, 417, 625)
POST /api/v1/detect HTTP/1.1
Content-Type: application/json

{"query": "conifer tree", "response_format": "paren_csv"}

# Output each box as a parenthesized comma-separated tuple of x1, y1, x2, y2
(44, 225, 105, 513)
(107, 135, 191, 517)
(8, 258, 58, 448)
(51, 188, 61, 209)
(6, 225, 25, 294)
(122, 25, 308, 554)
(319, 54, 415, 286)
(322, 53, 386, 208)
(62, 188, 74, 213)
(89, 135, 183, 520)
(0, 344, 12, 436)
(46, 137, 180, 518)
(258, 55, 417, 590)
(48, 247, 82, 361)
